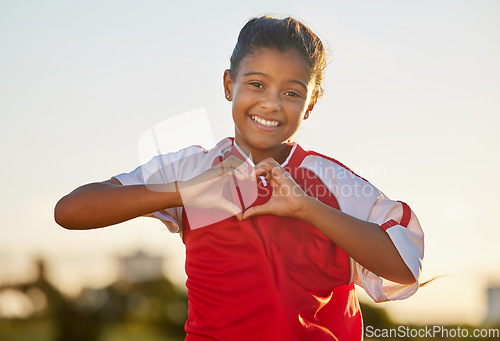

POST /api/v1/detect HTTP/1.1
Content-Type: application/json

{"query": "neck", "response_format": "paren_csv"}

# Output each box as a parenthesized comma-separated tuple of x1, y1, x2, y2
(234, 141, 293, 165)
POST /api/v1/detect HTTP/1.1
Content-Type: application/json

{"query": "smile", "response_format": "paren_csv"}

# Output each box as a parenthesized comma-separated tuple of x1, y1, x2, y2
(251, 115, 281, 127)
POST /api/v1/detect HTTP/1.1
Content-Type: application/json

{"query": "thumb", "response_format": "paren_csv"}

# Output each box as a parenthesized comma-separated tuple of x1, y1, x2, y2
(242, 204, 270, 220)
(218, 198, 243, 219)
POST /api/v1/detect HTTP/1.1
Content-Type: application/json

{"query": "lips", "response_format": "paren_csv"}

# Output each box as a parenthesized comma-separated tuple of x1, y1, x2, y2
(250, 115, 281, 128)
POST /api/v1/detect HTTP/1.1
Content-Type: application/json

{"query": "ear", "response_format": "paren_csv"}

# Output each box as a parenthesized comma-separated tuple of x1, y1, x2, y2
(223, 69, 233, 101)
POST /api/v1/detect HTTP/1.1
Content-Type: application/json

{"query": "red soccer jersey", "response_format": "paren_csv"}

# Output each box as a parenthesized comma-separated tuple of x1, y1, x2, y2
(114, 137, 424, 340)
(182, 142, 362, 340)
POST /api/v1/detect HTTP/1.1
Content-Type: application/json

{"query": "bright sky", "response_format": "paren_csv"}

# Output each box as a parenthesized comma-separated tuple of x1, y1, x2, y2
(1, 0, 499, 326)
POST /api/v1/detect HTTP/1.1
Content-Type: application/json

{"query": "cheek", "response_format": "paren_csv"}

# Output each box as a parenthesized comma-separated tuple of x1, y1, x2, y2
(283, 101, 308, 118)
(232, 88, 255, 111)
(231, 97, 248, 125)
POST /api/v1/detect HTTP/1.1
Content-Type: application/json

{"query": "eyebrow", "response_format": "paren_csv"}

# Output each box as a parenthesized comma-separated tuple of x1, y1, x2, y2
(243, 72, 308, 92)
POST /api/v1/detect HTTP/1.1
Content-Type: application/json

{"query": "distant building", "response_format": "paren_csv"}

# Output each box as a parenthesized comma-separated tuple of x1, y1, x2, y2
(485, 285, 500, 325)
(119, 250, 164, 283)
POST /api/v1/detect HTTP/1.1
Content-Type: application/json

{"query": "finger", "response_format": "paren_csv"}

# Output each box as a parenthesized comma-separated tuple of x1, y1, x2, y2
(253, 158, 281, 174)
(271, 165, 288, 178)
(187, 166, 229, 186)
(208, 164, 240, 181)
(253, 160, 274, 172)
(252, 168, 270, 181)
(215, 166, 248, 183)
(181, 172, 231, 195)
(211, 172, 233, 186)
(252, 162, 277, 178)
(242, 204, 271, 220)
(218, 158, 250, 180)
(232, 165, 250, 181)
(218, 198, 243, 217)
(235, 159, 251, 178)
(220, 155, 247, 170)
(253, 166, 288, 186)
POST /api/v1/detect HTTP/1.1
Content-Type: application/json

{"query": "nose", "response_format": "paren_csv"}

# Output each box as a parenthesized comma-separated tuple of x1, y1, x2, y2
(260, 90, 281, 112)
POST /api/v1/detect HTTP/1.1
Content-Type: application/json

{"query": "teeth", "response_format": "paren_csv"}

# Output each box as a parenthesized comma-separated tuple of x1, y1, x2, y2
(251, 115, 280, 127)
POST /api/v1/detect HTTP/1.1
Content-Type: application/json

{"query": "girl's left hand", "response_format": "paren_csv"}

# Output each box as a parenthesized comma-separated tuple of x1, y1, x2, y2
(242, 158, 310, 220)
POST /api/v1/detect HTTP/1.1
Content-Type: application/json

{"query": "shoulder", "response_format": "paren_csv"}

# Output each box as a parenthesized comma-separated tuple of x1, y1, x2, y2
(162, 137, 234, 176)
(303, 150, 368, 181)
(297, 147, 381, 219)
(157, 137, 232, 165)
(116, 138, 233, 184)
(297, 148, 370, 186)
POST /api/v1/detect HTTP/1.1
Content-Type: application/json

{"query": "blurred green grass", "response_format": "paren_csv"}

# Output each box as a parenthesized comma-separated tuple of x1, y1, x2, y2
(0, 319, 184, 341)
(101, 322, 184, 341)
(0, 318, 52, 341)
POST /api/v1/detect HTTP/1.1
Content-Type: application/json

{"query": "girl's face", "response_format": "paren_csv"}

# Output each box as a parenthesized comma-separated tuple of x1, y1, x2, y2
(223, 48, 317, 164)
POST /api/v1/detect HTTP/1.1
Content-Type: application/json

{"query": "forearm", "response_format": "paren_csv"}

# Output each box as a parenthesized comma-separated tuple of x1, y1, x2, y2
(297, 196, 415, 284)
(55, 181, 181, 230)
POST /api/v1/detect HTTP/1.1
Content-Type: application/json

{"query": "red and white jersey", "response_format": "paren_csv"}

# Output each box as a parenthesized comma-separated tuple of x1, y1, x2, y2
(114, 137, 424, 340)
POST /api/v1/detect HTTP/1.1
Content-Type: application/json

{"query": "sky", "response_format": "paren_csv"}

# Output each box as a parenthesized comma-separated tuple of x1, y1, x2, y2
(1, 0, 499, 326)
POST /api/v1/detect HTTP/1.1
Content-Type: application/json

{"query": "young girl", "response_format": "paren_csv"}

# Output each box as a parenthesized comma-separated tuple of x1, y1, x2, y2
(55, 16, 424, 340)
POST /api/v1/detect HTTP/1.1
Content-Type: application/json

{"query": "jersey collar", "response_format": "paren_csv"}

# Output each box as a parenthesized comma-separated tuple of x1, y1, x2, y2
(230, 138, 302, 169)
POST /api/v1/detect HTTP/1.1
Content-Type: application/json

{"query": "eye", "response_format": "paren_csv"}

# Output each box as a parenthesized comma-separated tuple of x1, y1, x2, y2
(249, 82, 264, 89)
(284, 91, 300, 98)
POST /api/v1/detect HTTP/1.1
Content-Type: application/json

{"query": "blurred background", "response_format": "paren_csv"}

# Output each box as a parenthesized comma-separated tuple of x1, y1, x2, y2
(1, 0, 499, 340)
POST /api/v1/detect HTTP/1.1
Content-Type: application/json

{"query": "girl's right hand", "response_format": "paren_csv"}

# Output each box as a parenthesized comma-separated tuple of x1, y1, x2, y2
(177, 156, 251, 220)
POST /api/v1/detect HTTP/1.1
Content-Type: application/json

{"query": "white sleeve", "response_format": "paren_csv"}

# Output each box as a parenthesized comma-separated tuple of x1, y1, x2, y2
(113, 146, 206, 233)
(351, 197, 424, 302)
